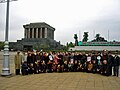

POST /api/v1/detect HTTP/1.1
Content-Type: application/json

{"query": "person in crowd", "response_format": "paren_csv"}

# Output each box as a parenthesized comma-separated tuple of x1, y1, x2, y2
(108, 51, 114, 76)
(53, 52, 60, 72)
(73, 52, 79, 72)
(22, 52, 28, 62)
(47, 52, 54, 73)
(102, 50, 108, 63)
(101, 59, 110, 76)
(27, 52, 34, 74)
(14, 51, 22, 75)
(41, 53, 49, 73)
(87, 61, 93, 73)
(81, 52, 87, 72)
(86, 53, 92, 72)
(63, 52, 69, 72)
(69, 52, 75, 72)
(63, 52, 69, 62)
(113, 51, 120, 77)
(92, 60, 97, 74)
(77, 53, 82, 71)
(21, 61, 28, 75)
(16, 50, 119, 77)
(96, 52, 102, 73)
(101, 50, 110, 76)
(35, 51, 41, 73)
(39, 52, 44, 72)
(58, 52, 64, 72)
(91, 52, 97, 64)
(41, 59, 46, 73)
(31, 51, 37, 74)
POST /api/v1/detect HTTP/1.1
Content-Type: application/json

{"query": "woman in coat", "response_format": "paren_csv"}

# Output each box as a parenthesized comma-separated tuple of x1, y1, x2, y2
(14, 51, 22, 75)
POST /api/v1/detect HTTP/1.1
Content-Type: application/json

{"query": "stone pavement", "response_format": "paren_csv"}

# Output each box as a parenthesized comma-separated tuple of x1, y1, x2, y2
(0, 52, 120, 90)
(0, 72, 120, 90)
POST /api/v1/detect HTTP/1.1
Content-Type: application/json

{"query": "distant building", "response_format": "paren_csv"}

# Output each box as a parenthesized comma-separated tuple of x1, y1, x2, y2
(69, 41, 120, 51)
(10, 22, 62, 51)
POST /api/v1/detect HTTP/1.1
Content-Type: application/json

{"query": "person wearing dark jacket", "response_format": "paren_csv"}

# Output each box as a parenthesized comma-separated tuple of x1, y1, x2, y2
(35, 52, 41, 73)
(27, 53, 34, 74)
(21, 61, 28, 75)
(63, 52, 69, 72)
(92, 60, 97, 74)
(113, 52, 120, 77)
(58, 52, 64, 72)
(41, 53, 49, 73)
(81, 52, 87, 72)
(108, 52, 114, 76)
(31, 52, 37, 74)
(74, 52, 79, 72)
(101, 60, 110, 76)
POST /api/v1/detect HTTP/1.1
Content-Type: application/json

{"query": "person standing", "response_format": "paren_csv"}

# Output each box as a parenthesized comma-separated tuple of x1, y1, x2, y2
(108, 51, 114, 76)
(47, 52, 54, 73)
(14, 51, 22, 75)
(81, 52, 87, 72)
(113, 51, 120, 77)
(96, 52, 102, 73)
(22, 52, 28, 62)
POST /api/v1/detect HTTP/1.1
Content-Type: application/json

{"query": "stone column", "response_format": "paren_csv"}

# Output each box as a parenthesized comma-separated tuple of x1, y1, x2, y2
(51, 30, 52, 39)
(36, 28, 38, 38)
(32, 28, 34, 38)
(24, 28, 27, 38)
(45, 28, 47, 38)
(26, 29, 28, 38)
(38, 28, 40, 38)
(28, 28, 30, 38)
(40, 28, 42, 38)
(52, 31, 54, 40)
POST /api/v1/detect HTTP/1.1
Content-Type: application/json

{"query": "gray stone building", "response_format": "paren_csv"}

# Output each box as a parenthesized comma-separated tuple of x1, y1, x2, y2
(10, 22, 62, 51)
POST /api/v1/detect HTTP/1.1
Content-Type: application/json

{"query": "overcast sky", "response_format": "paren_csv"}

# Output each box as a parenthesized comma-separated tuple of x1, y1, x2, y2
(0, 0, 120, 45)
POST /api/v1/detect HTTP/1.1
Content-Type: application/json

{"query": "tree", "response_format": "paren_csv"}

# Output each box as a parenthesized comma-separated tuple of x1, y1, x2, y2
(66, 42, 69, 47)
(68, 42, 74, 47)
(74, 34, 78, 46)
(62, 45, 68, 51)
(0, 42, 4, 50)
(82, 32, 88, 42)
(92, 33, 107, 42)
(95, 34, 100, 41)
(34, 44, 50, 51)
(113, 40, 116, 42)
(66, 42, 74, 48)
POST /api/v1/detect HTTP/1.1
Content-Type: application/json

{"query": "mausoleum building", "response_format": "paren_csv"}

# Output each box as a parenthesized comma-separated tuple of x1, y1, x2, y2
(10, 22, 62, 51)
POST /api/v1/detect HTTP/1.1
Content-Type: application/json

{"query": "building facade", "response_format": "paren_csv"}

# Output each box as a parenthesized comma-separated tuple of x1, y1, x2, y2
(23, 23, 54, 40)
(10, 22, 62, 51)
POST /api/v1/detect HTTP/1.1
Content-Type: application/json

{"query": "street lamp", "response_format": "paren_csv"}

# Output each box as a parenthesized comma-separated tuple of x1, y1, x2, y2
(0, 0, 17, 76)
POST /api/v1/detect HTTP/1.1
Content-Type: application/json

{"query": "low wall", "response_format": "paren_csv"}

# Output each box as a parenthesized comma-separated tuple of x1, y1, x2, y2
(69, 46, 120, 51)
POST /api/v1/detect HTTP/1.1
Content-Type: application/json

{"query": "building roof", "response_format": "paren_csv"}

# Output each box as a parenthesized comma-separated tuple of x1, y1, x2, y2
(23, 22, 55, 30)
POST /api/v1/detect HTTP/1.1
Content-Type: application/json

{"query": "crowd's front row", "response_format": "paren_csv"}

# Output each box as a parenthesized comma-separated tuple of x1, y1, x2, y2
(14, 51, 120, 77)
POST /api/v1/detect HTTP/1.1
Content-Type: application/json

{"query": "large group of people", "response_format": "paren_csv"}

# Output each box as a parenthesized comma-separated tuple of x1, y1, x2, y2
(14, 50, 120, 77)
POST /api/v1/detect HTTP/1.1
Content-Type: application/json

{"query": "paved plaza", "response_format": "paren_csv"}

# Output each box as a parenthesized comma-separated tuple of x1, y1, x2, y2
(0, 52, 120, 90)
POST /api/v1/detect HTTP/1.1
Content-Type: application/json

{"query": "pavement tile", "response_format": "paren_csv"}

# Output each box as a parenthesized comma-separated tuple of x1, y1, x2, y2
(94, 87, 104, 90)
(76, 86, 86, 90)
